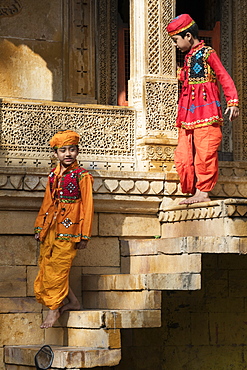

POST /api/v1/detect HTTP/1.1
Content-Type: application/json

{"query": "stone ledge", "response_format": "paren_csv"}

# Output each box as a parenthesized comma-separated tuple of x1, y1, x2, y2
(82, 273, 201, 291)
(4, 345, 121, 368)
(159, 199, 247, 239)
(55, 309, 161, 329)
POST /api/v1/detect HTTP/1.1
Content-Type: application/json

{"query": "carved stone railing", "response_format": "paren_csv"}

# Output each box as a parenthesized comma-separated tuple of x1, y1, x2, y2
(0, 98, 135, 170)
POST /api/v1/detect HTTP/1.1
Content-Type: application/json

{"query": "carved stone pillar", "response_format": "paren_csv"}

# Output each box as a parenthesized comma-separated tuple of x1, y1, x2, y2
(129, 0, 178, 171)
(232, 0, 247, 160)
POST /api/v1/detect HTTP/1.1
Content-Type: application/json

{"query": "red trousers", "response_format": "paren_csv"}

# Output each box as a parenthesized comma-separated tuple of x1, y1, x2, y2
(174, 124, 222, 194)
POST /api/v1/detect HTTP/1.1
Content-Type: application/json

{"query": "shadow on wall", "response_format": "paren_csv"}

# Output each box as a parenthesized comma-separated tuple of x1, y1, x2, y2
(0, 39, 53, 101)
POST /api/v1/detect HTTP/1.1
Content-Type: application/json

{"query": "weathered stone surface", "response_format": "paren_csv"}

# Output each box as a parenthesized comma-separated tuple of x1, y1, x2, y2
(82, 266, 120, 275)
(83, 273, 201, 291)
(73, 237, 120, 267)
(44, 327, 65, 346)
(0, 314, 44, 345)
(57, 309, 161, 329)
(68, 328, 121, 349)
(83, 291, 161, 310)
(26, 267, 39, 297)
(0, 236, 36, 265)
(0, 211, 36, 235)
(57, 310, 104, 329)
(104, 309, 161, 329)
(99, 213, 160, 237)
(0, 267, 26, 297)
(121, 254, 201, 274)
(83, 274, 147, 291)
(5, 345, 121, 368)
(0, 298, 40, 313)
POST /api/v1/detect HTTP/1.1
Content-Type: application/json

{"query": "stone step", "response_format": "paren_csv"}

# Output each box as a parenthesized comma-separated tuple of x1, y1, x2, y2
(120, 254, 201, 274)
(56, 309, 161, 329)
(5, 345, 121, 369)
(82, 273, 201, 291)
(121, 234, 246, 255)
(83, 290, 161, 310)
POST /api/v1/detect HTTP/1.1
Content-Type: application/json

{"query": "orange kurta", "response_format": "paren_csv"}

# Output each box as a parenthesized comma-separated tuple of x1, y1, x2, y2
(34, 160, 94, 242)
(34, 160, 94, 309)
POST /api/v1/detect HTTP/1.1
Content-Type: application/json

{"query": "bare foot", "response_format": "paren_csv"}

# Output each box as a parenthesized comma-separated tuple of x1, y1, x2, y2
(40, 309, 60, 329)
(59, 287, 81, 315)
(179, 189, 211, 205)
(59, 300, 81, 315)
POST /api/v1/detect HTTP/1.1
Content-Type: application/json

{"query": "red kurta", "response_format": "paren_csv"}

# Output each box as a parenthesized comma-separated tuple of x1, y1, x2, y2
(174, 41, 239, 194)
(176, 41, 239, 129)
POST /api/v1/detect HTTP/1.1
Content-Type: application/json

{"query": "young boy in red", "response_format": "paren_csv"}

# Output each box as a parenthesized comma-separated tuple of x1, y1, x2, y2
(166, 14, 239, 204)
(34, 130, 94, 328)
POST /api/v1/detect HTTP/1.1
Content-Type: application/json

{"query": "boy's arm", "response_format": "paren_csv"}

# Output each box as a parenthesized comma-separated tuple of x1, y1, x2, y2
(207, 51, 239, 120)
(79, 172, 94, 241)
(34, 179, 52, 237)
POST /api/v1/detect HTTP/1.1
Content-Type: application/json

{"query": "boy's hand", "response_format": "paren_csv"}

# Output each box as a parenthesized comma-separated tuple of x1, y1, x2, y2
(34, 233, 40, 241)
(225, 106, 239, 121)
(75, 240, 88, 250)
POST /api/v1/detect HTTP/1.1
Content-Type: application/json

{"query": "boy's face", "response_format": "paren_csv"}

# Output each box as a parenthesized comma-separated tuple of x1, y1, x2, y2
(172, 33, 191, 52)
(54, 145, 79, 168)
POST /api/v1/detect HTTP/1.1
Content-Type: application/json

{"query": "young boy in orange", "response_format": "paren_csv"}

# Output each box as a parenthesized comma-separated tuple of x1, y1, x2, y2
(34, 129, 94, 328)
(166, 14, 239, 204)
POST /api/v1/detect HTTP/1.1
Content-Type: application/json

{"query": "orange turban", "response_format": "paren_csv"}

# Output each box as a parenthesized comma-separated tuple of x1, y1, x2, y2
(50, 130, 80, 149)
(166, 14, 195, 36)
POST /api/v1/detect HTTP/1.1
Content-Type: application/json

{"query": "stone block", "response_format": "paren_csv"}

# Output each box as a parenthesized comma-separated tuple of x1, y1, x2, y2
(0, 298, 40, 313)
(121, 254, 201, 274)
(104, 309, 161, 329)
(44, 327, 65, 346)
(0, 1, 62, 41)
(83, 290, 161, 310)
(191, 313, 209, 345)
(0, 314, 44, 345)
(0, 236, 36, 265)
(82, 274, 147, 291)
(73, 237, 120, 267)
(5, 346, 121, 368)
(99, 213, 160, 237)
(82, 266, 120, 275)
(165, 312, 191, 345)
(0, 266, 26, 297)
(120, 238, 184, 256)
(0, 211, 36, 235)
(186, 236, 240, 254)
(57, 310, 104, 329)
(69, 267, 82, 300)
(229, 270, 247, 297)
(68, 328, 121, 349)
(204, 270, 228, 298)
(146, 273, 201, 290)
(209, 313, 247, 345)
(27, 267, 39, 297)
(0, 347, 3, 370)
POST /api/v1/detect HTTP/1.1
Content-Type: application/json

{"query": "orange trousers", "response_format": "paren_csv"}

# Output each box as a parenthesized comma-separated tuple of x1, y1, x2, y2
(174, 124, 222, 194)
(34, 224, 77, 310)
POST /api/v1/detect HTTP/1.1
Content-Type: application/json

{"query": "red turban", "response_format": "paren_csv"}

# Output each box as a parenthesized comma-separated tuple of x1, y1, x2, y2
(166, 14, 195, 36)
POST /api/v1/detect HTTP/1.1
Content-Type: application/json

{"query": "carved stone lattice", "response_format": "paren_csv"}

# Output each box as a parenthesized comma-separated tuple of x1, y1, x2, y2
(220, 0, 233, 154)
(160, 0, 175, 76)
(97, 0, 118, 105)
(145, 80, 178, 136)
(147, 0, 175, 76)
(0, 100, 135, 167)
(232, 0, 247, 160)
(147, 0, 160, 75)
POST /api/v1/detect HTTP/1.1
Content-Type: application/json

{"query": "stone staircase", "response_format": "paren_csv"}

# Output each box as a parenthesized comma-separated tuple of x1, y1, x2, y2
(5, 239, 201, 368)
(6, 199, 246, 369)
